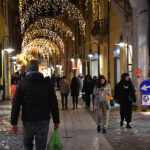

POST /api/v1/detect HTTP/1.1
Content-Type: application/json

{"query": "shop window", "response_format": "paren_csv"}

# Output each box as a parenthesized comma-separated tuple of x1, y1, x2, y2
(114, 46, 120, 85)
(114, 45, 120, 56)
(127, 45, 133, 78)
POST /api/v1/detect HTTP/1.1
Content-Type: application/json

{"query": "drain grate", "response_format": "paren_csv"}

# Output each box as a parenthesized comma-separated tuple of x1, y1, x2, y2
(62, 136, 73, 139)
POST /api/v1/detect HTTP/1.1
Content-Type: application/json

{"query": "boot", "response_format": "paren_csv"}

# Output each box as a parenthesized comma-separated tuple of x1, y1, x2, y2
(126, 123, 132, 129)
(103, 128, 106, 133)
(120, 121, 124, 127)
(97, 125, 101, 133)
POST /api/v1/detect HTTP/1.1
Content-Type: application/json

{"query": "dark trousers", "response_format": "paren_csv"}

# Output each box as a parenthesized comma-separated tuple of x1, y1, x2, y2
(23, 120, 49, 150)
(61, 93, 68, 109)
(72, 96, 78, 109)
(85, 94, 91, 108)
(120, 102, 132, 123)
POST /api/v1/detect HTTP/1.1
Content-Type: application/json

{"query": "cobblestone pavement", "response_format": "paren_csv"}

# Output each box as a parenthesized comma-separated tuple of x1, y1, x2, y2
(0, 93, 150, 150)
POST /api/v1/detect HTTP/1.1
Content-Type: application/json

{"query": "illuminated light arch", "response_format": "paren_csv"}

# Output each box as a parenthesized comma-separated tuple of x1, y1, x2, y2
(22, 29, 65, 52)
(26, 18, 75, 40)
(19, 0, 85, 36)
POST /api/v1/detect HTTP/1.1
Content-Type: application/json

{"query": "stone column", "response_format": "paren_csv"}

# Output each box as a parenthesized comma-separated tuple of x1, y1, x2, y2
(129, 0, 149, 88)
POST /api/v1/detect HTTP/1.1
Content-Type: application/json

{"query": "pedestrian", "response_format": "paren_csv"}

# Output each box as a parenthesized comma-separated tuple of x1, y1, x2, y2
(11, 72, 21, 98)
(51, 74, 56, 88)
(56, 75, 61, 89)
(92, 76, 97, 109)
(70, 76, 80, 110)
(78, 74, 84, 94)
(83, 75, 93, 109)
(59, 76, 70, 110)
(10, 60, 60, 150)
(114, 73, 136, 128)
(93, 75, 111, 133)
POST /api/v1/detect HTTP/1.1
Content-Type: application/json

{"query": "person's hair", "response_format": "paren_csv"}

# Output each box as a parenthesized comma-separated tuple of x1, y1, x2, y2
(15, 72, 19, 75)
(63, 76, 66, 79)
(26, 60, 38, 72)
(121, 73, 129, 80)
(96, 75, 107, 88)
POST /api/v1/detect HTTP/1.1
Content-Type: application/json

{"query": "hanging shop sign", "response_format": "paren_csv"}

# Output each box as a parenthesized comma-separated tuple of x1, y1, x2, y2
(77, 59, 82, 74)
(72, 60, 76, 69)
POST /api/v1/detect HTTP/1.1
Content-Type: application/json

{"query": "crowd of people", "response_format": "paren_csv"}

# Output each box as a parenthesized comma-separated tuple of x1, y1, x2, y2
(10, 60, 137, 150)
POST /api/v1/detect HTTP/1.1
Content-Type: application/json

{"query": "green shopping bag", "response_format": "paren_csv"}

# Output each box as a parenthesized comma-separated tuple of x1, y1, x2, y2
(47, 129, 63, 150)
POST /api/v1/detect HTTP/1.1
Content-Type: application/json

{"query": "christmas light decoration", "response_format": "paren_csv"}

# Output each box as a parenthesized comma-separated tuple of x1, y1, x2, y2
(22, 38, 60, 58)
(18, 38, 60, 65)
(22, 29, 65, 52)
(19, 0, 86, 36)
(26, 18, 75, 40)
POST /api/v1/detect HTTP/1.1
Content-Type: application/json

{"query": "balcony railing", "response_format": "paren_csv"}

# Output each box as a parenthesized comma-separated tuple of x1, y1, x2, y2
(91, 19, 109, 37)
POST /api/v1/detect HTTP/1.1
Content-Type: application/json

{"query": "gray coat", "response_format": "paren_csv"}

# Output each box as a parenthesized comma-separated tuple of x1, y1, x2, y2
(59, 79, 70, 94)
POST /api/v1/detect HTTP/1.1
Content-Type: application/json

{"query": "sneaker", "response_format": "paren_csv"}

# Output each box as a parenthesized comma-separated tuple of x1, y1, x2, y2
(103, 128, 106, 133)
(120, 121, 124, 127)
(126, 124, 132, 129)
(97, 126, 101, 133)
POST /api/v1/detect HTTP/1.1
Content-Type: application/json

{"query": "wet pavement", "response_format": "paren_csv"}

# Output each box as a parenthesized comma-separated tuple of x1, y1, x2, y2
(0, 93, 150, 150)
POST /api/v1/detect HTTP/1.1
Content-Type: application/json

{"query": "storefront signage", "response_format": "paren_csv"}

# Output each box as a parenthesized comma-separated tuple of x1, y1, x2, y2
(142, 95, 150, 105)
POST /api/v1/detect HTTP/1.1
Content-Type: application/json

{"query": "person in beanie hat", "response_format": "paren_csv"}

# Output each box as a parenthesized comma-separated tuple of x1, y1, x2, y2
(114, 73, 136, 128)
(11, 59, 60, 150)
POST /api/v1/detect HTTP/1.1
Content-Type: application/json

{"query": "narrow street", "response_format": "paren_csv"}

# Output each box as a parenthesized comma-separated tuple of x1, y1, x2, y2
(0, 92, 150, 150)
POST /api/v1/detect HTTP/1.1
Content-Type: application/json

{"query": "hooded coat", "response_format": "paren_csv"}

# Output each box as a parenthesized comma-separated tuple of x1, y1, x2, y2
(114, 73, 136, 122)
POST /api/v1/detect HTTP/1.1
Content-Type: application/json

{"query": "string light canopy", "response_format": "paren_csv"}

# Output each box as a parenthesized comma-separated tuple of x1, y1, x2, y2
(19, 38, 60, 65)
(22, 38, 60, 57)
(19, 0, 86, 36)
(26, 18, 75, 40)
(22, 29, 65, 52)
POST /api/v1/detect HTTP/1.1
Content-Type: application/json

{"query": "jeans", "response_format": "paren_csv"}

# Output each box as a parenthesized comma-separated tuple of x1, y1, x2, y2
(61, 93, 68, 109)
(23, 120, 50, 150)
(96, 102, 109, 129)
(85, 94, 91, 108)
(72, 96, 78, 109)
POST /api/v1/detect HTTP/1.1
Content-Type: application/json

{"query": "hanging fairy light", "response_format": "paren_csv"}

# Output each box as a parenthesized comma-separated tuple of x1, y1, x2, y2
(26, 18, 75, 40)
(18, 38, 61, 65)
(22, 38, 60, 59)
(22, 29, 65, 52)
(19, 0, 86, 36)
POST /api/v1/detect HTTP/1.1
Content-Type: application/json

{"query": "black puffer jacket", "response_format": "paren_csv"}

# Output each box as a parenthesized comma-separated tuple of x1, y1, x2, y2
(11, 73, 60, 125)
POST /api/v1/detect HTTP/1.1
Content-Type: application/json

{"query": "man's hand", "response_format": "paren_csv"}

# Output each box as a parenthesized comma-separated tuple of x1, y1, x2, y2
(11, 125, 18, 134)
(54, 124, 59, 130)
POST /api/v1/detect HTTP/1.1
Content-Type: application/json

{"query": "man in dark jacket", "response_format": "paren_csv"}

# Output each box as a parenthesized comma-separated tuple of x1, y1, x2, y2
(114, 73, 136, 128)
(11, 60, 60, 150)
(83, 75, 93, 109)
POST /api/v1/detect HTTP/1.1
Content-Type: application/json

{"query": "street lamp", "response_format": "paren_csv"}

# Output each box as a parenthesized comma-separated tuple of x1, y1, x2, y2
(88, 47, 93, 58)
(10, 56, 17, 60)
(116, 33, 125, 47)
(71, 55, 75, 62)
(4, 48, 15, 53)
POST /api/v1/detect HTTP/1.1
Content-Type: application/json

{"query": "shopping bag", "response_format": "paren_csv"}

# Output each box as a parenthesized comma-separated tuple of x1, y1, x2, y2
(47, 129, 63, 150)
(109, 94, 115, 106)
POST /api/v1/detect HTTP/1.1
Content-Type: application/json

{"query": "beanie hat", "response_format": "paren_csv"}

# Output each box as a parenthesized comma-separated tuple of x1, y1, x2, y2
(26, 60, 38, 72)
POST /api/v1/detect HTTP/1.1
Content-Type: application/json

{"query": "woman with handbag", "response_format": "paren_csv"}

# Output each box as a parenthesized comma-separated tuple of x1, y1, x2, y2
(93, 75, 111, 133)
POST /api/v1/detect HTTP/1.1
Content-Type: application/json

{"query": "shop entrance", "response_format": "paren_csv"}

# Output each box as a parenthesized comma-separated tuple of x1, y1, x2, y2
(114, 46, 120, 85)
